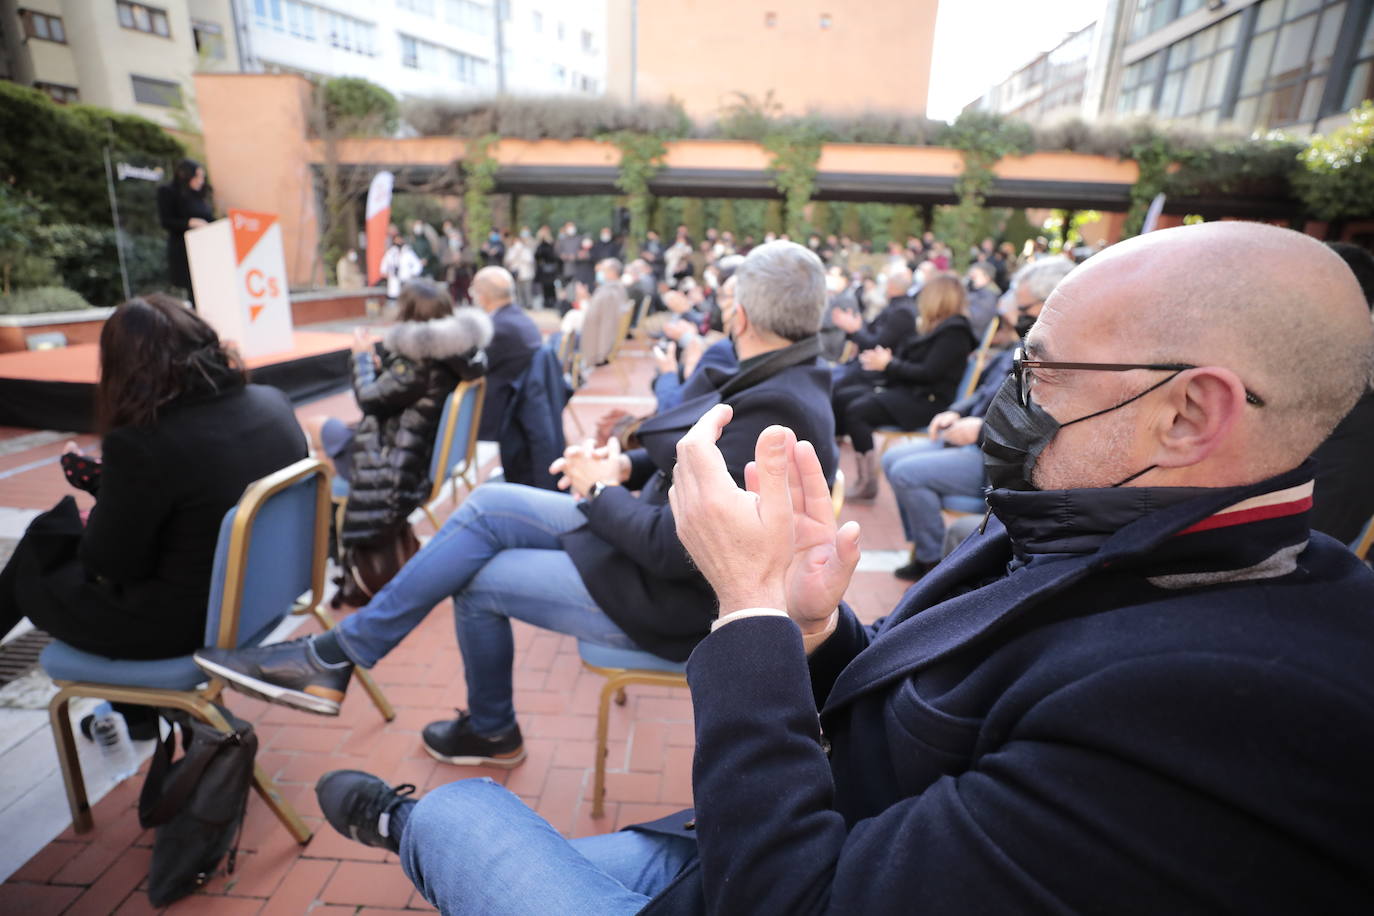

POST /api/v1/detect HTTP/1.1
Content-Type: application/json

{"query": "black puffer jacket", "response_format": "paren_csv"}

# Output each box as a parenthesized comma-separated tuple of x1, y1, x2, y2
(343, 310, 492, 545)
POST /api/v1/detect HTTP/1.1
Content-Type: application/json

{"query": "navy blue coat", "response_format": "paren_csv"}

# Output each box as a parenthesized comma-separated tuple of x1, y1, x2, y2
(478, 303, 542, 441)
(562, 352, 836, 662)
(641, 465, 1374, 913)
(497, 344, 568, 492)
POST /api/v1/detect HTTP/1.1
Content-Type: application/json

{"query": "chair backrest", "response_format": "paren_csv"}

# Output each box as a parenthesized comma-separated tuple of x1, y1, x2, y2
(557, 328, 585, 390)
(204, 458, 331, 650)
(606, 304, 636, 363)
(1354, 515, 1374, 562)
(428, 377, 486, 501)
(962, 316, 1001, 399)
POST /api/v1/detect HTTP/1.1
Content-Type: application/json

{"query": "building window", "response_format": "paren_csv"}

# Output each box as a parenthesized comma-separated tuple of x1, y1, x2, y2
(819, 13, 832, 29)
(117, 2, 171, 37)
(1130, 0, 1177, 42)
(193, 20, 226, 59)
(448, 48, 490, 83)
(131, 74, 183, 107)
(35, 82, 78, 103)
(581, 29, 593, 52)
(400, 34, 419, 68)
(557, 20, 565, 40)
(532, 10, 542, 32)
(1341, 6, 1374, 110)
(1231, 0, 1347, 129)
(1154, 13, 1243, 128)
(446, 0, 492, 35)
(764, 11, 777, 27)
(322, 10, 377, 55)
(400, 33, 448, 72)
(20, 10, 66, 43)
(398, 0, 436, 14)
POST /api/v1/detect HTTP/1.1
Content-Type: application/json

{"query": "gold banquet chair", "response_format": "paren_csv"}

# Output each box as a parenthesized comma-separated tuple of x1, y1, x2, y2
(578, 470, 846, 818)
(421, 377, 487, 529)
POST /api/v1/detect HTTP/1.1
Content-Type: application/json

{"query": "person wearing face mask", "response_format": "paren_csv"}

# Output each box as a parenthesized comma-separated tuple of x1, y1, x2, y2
(878, 257, 1074, 580)
(573, 257, 630, 367)
(591, 226, 622, 265)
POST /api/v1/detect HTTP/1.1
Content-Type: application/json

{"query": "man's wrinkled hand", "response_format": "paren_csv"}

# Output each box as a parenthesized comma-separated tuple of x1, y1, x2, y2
(669, 406, 793, 615)
(942, 416, 983, 448)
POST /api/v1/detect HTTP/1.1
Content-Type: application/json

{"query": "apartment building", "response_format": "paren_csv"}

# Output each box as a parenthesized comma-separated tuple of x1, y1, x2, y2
(965, 23, 1099, 124)
(0, 0, 608, 128)
(0, 0, 239, 127)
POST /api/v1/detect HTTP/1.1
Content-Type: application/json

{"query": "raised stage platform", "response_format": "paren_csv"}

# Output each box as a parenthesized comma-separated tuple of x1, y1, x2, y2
(0, 331, 353, 432)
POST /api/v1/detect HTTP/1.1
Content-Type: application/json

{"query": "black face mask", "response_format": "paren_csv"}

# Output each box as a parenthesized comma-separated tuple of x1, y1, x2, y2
(1015, 312, 1037, 338)
(980, 371, 1180, 491)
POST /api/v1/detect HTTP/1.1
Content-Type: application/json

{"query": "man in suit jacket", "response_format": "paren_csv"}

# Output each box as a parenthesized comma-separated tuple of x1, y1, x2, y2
(308, 223, 1374, 914)
(829, 264, 917, 356)
(468, 266, 541, 441)
(195, 241, 837, 765)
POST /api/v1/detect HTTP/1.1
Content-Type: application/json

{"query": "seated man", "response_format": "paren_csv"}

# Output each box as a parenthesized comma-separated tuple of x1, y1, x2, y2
(304, 223, 1374, 913)
(195, 240, 838, 767)
(468, 266, 541, 441)
(881, 256, 1074, 580)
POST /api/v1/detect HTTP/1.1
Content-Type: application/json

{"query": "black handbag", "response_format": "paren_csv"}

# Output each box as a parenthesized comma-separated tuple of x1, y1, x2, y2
(137, 705, 257, 907)
(333, 522, 421, 608)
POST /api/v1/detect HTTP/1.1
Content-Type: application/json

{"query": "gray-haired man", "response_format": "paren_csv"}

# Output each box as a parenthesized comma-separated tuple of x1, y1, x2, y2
(197, 241, 839, 769)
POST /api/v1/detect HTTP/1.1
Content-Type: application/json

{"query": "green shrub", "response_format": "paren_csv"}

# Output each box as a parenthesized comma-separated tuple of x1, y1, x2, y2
(1293, 100, 1374, 222)
(0, 286, 93, 315)
(319, 77, 399, 136)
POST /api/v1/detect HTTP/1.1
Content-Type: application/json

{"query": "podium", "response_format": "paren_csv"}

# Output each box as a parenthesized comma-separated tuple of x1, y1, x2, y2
(185, 209, 294, 359)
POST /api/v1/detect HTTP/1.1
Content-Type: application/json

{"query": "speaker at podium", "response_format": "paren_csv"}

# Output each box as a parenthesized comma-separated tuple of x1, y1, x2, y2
(185, 209, 294, 359)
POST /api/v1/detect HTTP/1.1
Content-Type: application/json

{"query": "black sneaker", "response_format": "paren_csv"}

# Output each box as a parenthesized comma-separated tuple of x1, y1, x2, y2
(315, 770, 416, 853)
(194, 637, 352, 716)
(422, 711, 526, 768)
(893, 558, 937, 583)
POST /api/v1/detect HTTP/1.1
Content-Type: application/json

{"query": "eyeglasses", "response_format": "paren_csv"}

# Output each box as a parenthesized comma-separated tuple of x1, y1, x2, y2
(1011, 348, 1266, 409)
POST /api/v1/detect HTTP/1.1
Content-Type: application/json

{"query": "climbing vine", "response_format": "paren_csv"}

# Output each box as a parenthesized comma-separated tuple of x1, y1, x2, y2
(461, 133, 500, 245)
(1292, 99, 1374, 222)
(763, 123, 824, 239)
(944, 112, 1032, 269)
(606, 130, 667, 259)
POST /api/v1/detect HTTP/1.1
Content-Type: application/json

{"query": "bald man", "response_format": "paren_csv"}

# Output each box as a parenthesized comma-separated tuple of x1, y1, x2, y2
(622, 222, 1374, 912)
(470, 265, 540, 440)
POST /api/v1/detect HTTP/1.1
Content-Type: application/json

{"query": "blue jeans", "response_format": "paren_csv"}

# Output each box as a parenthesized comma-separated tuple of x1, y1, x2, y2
(401, 778, 695, 915)
(881, 441, 986, 563)
(335, 483, 641, 734)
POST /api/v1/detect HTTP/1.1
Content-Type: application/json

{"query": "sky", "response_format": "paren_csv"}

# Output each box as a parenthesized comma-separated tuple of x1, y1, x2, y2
(926, 0, 1106, 122)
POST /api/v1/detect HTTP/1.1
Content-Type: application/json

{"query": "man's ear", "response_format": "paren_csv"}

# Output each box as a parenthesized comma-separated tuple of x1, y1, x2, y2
(1153, 368, 1248, 468)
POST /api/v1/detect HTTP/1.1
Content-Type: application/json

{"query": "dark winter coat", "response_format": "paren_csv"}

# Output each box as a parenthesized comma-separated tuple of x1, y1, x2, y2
(869, 313, 977, 428)
(156, 183, 213, 295)
(342, 310, 491, 545)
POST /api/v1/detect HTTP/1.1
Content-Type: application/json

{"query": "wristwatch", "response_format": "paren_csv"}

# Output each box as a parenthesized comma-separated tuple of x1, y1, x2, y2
(587, 481, 609, 503)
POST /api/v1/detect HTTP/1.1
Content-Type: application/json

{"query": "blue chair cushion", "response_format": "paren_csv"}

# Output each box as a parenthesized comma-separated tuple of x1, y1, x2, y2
(578, 640, 686, 674)
(41, 614, 286, 691)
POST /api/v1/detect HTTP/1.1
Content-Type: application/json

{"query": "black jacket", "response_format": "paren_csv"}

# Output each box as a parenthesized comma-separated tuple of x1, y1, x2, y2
(1311, 387, 1374, 544)
(479, 304, 543, 441)
(498, 344, 569, 491)
(156, 183, 213, 293)
(847, 294, 917, 352)
(1, 385, 306, 659)
(561, 343, 837, 661)
(869, 313, 977, 427)
(641, 466, 1374, 914)
(343, 311, 491, 545)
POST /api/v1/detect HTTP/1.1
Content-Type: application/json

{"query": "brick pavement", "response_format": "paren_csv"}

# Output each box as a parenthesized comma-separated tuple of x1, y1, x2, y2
(1, 335, 918, 914)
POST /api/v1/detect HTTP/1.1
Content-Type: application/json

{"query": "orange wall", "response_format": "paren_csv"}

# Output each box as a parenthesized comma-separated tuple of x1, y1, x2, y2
(622, 0, 937, 118)
(195, 73, 321, 288)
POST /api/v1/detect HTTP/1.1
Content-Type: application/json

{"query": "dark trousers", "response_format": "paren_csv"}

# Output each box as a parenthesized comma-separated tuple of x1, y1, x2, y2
(832, 382, 899, 455)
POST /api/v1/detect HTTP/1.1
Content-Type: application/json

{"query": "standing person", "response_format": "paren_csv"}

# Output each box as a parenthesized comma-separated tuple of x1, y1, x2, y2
(573, 237, 597, 290)
(409, 221, 437, 279)
(379, 235, 423, 303)
(156, 159, 213, 306)
(591, 226, 621, 264)
(554, 222, 582, 293)
(580, 259, 629, 366)
(665, 230, 693, 286)
(533, 226, 559, 308)
(503, 229, 536, 308)
(440, 220, 464, 297)
(641, 228, 665, 280)
(480, 230, 506, 269)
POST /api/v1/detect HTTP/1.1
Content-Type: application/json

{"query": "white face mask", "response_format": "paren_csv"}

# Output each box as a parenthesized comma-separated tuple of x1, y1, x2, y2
(347, 251, 358, 262)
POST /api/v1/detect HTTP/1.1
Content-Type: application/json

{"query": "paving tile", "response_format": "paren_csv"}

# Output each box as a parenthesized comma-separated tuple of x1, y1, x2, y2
(258, 857, 335, 916)
(319, 860, 416, 909)
(62, 846, 152, 916)
(51, 814, 145, 885)
(0, 882, 85, 914)
(163, 893, 265, 915)
(9, 839, 86, 883)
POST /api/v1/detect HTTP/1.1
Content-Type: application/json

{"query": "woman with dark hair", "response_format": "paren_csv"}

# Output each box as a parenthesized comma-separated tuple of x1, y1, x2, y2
(308, 279, 492, 549)
(157, 159, 213, 304)
(0, 294, 307, 668)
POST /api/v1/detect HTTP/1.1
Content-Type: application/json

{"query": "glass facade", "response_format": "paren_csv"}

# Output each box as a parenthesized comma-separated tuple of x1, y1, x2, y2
(1119, 0, 1373, 131)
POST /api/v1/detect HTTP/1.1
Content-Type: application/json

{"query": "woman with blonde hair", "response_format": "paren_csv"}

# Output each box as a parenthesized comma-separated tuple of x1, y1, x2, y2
(832, 273, 977, 499)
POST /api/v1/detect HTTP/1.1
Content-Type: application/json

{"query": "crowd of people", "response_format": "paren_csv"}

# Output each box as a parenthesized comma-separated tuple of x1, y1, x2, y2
(5, 209, 1374, 913)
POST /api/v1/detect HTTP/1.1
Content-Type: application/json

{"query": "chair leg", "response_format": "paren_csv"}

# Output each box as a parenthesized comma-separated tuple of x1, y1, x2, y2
(307, 605, 397, 722)
(592, 674, 623, 819)
(48, 689, 93, 834)
(422, 504, 441, 532)
(251, 763, 313, 844)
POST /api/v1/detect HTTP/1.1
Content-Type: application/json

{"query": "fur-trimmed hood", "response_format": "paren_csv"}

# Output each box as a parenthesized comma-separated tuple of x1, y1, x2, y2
(384, 308, 493, 361)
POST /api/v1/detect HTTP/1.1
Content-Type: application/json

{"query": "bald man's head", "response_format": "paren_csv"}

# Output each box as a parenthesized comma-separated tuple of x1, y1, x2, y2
(471, 266, 514, 312)
(1040, 222, 1373, 483)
